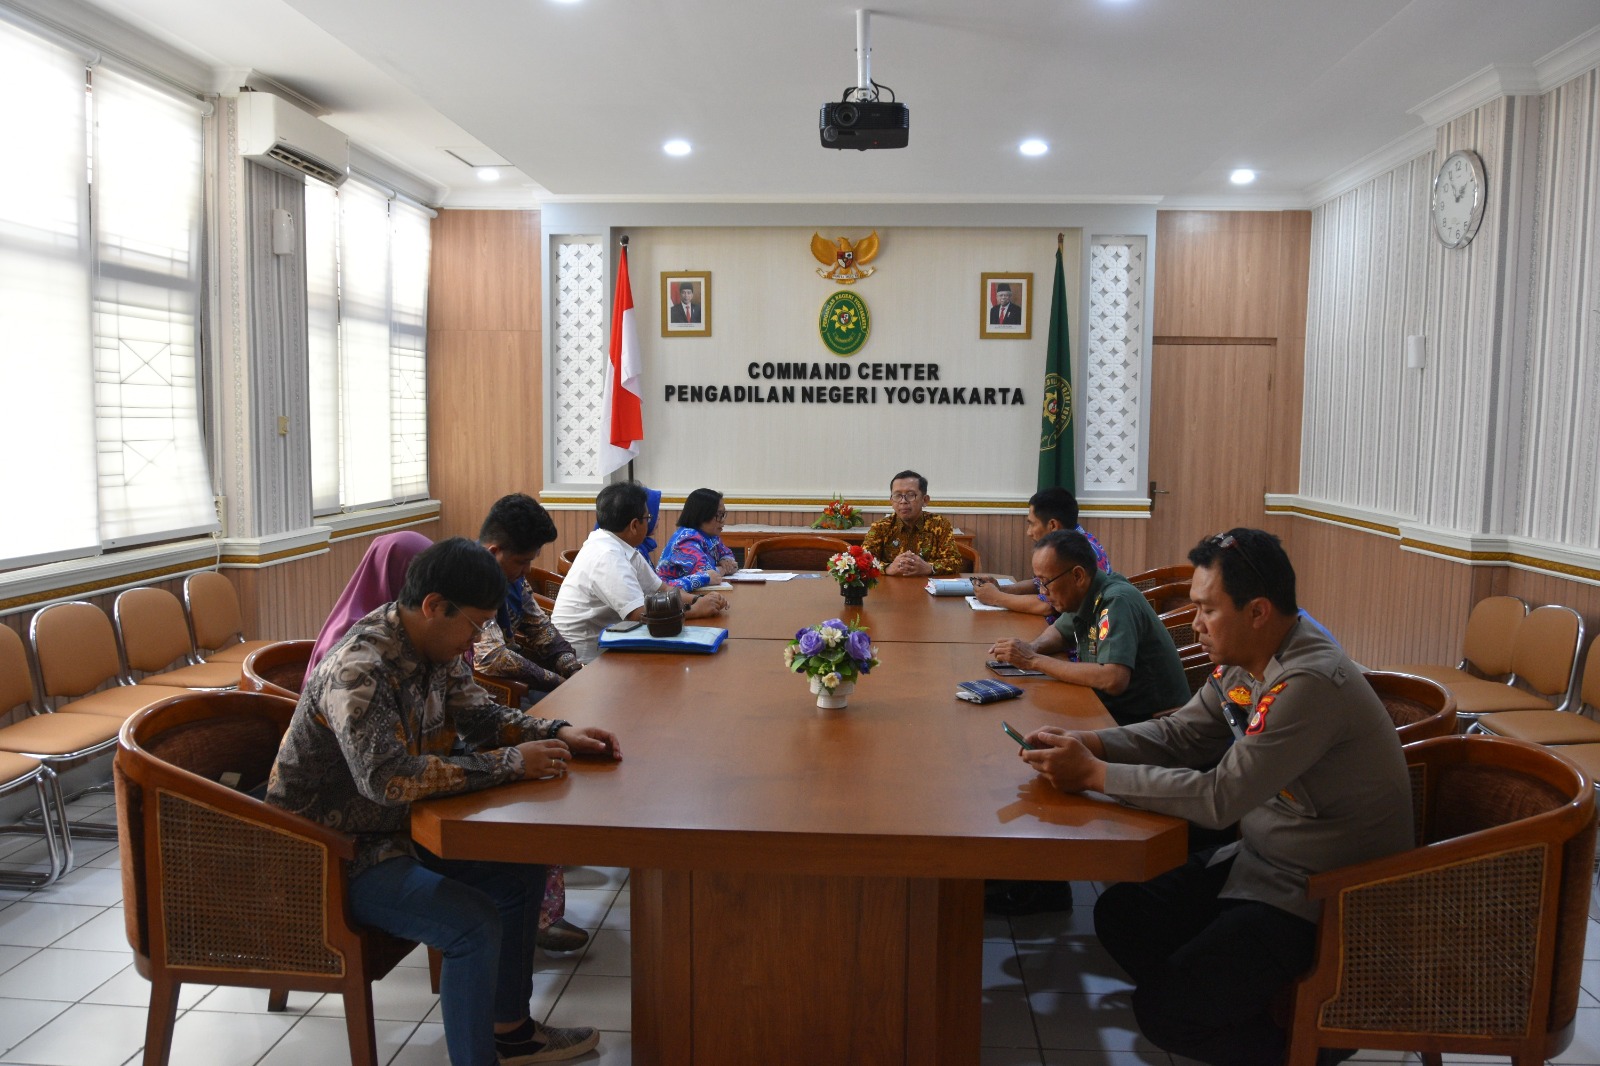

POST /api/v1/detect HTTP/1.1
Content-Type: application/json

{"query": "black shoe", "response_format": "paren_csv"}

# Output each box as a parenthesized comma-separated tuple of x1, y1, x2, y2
(984, 879, 1074, 916)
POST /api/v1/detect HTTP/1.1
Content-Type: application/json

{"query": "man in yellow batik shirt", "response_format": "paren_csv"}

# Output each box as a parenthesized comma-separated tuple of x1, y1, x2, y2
(861, 470, 963, 576)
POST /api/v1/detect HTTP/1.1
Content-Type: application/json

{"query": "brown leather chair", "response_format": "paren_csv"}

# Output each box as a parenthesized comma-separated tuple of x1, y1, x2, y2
(115, 691, 418, 1066)
(1142, 580, 1191, 616)
(184, 571, 276, 664)
(1509, 650, 1600, 779)
(1285, 734, 1595, 1066)
(114, 588, 241, 690)
(1387, 594, 1527, 688)
(745, 534, 851, 571)
(240, 639, 314, 699)
(1127, 564, 1194, 592)
(0, 626, 74, 888)
(1452, 605, 1586, 736)
(1363, 670, 1457, 743)
(556, 547, 580, 575)
(30, 601, 191, 723)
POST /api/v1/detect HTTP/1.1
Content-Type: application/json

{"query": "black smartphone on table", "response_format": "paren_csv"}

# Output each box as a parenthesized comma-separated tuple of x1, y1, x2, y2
(608, 620, 645, 633)
(987, 659, 1046, 678)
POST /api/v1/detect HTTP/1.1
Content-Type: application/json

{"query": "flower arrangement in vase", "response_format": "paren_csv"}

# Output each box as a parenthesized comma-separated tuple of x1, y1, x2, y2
(827, 545, 883, 606)
(811, 495, 865, 530)
(784, 618, 879, 709)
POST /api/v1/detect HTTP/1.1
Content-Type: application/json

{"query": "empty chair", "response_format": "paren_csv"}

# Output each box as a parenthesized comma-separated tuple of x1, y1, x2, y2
(1363, 670, 1457, 743)
(114, 588, 240, 690)
(183, 571, 275, 664)
(115, 690, 417, 1066)
(1159, 603, 1197, 652)
(240, 639, 314, 699)
(0, 626, 74, 887)
(1127, 564, 1194, 592)
(744, 534, 851, 570)
(526, 565, 564, 600)
(557, 547, 580, 575)
(1445, 605, 1585, 734)
(1486, 639, 1600, 752)
(1142, 580, 1191, 616)
(1387, 594, 1526, 687)
(30, 601, 190, 722)
(954, 541, 983, 573)
(1285, 734, 1595, 1065)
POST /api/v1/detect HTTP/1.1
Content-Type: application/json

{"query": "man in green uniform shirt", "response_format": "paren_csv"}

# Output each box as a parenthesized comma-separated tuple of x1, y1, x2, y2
(990, 529, 1188, 724)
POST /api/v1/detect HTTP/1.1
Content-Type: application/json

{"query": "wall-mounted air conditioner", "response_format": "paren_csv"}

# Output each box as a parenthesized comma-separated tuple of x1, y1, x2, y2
(237, 92, 349, 187)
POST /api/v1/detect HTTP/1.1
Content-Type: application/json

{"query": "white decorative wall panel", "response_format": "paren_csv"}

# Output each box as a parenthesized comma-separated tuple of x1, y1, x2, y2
(1083, 238, 1144, 493)
(551, 239, 606, 483)
(1518, 69, 1600, 551)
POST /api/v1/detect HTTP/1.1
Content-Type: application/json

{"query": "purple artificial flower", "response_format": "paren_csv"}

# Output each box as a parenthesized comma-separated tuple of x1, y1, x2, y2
(797, 629, 824, 656)
(821, 618, 847, 631)
(847, 629, 873, 663)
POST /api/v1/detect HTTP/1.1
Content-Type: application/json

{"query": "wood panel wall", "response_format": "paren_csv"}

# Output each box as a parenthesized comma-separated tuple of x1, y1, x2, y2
(427, 210, 544, 540)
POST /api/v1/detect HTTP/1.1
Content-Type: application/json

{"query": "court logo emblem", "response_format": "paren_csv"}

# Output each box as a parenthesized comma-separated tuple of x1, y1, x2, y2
(1041, 372, 1072, 449)
(819, 291, 870, 356)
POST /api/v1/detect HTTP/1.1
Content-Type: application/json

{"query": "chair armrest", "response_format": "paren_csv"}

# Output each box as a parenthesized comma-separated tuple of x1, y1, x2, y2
(474, 671, 528, 708)
(1305, 821, 1551, 903)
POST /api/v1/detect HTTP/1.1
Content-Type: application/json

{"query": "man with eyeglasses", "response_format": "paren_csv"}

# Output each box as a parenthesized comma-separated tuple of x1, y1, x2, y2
(1014, 527, 1411, 1066)
(268, 536, 619, 1065)
(861, 469, 963, 576)
(553, 480, 728, 663)
(989, 529, 1187, 725)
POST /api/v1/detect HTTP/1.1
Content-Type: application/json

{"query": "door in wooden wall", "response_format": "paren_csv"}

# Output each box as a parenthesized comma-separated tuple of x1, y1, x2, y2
(1145, 342, 1275, 566)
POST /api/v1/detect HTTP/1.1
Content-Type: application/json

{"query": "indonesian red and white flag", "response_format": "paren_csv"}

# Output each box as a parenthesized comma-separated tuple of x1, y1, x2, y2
(600, 245, 643, 476)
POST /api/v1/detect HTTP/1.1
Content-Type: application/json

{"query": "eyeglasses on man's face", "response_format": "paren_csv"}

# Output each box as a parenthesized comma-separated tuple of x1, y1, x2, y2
(445, 601, 493, 637)
(712, 510, 728, 521)
(889, 491, 923, 504)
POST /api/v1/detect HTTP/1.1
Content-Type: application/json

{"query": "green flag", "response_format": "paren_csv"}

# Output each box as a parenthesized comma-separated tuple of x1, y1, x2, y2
(1037, 241, 1075, 493)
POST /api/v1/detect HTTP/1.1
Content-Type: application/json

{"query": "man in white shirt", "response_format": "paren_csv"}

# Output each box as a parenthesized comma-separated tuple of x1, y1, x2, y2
(553, 481, 728, 662)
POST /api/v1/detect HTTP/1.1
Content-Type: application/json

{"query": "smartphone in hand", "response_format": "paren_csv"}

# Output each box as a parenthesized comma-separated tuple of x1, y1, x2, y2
(1001, 721, 1037, 750)
(987, 659, 1046, 678)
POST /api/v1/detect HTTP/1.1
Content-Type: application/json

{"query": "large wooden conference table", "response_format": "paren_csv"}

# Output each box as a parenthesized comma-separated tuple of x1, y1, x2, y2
(412, 577, 1186, 1066)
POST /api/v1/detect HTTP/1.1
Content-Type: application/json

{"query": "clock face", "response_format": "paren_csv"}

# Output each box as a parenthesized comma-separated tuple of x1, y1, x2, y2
(1432, 149, 1486, 249)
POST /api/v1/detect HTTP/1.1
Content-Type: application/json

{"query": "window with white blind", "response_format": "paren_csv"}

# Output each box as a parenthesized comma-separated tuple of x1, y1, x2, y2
(305, 179, 431, 514)
(0, 20, 213, 570)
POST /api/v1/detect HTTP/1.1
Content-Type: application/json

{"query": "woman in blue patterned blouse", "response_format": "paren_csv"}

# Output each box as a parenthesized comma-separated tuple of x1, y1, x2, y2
(656, 487, 738, 591)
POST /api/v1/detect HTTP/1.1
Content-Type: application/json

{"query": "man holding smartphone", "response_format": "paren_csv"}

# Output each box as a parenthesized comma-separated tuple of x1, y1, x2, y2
(1015, 529, 1411, 1066)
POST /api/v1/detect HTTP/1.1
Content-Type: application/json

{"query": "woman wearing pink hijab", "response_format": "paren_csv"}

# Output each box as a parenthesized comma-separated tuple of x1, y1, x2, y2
(307, 530, 432, 672)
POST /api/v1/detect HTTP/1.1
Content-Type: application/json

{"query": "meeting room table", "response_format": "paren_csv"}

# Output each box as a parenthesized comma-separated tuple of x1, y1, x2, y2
(412, 574, 1187, 1066)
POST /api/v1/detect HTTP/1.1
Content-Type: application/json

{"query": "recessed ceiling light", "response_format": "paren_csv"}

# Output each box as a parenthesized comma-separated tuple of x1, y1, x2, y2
(1230, 168, 1256, 185)
(476, 167, 502, 183)
(1019, 139, 1049, 157)
(663, 139, 692, 156)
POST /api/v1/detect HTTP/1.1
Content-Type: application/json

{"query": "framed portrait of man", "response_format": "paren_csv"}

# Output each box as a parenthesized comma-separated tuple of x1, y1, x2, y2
(979, 273, 1032, 339)
(661, 272, 711, 337)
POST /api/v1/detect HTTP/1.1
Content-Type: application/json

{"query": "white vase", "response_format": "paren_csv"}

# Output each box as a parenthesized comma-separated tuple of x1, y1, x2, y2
(809, 676, 855, 709)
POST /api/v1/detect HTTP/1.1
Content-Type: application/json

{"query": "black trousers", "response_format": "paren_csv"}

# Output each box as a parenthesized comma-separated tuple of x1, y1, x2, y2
(1093, 847, 1318, 1066)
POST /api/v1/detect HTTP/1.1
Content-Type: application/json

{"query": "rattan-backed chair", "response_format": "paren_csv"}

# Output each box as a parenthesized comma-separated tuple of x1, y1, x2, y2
(1159, 603, 1197, 651)
(1127, 564, 1194, 592)
(1285, 734, 1596, 1066)
(1387, 594, 1527, 687)
(473, 672, 529, 707)
(526, 565, 564, 600)
(1364, 670, 1457, 744)
(745, 534, 850, 571)
(240, 639, 314, 699)
(116, 690, 418, 1066)
(1179, 648, 1212, 696)
(954, 541, 982, 573)
(1448, 605, 1586, 733)
(113, 588, 240, 691)
(183, 570, 276, 664)
(1142, 580, 1191, 616)
(557, 547, 580, 575)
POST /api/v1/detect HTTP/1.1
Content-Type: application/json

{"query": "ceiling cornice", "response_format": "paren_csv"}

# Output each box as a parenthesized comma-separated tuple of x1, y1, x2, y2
(1409, 63, 1542, 127)
(1305, 126, 1436, 208)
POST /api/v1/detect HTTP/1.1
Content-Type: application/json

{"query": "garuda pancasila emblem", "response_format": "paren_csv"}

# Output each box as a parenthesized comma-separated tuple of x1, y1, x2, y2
(810, 231, 880, 283)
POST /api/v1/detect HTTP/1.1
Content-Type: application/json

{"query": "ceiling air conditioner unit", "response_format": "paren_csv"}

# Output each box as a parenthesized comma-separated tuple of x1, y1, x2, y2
(237, 92, 349, 186)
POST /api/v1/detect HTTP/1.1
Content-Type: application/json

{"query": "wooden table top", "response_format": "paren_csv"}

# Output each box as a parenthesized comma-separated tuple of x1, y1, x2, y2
(710, 572, 1035, 645)
(412, 637, 1185, 883)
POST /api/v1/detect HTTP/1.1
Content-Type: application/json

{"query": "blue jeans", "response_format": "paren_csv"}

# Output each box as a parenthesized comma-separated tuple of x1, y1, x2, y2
(349, 849, 547, 1066)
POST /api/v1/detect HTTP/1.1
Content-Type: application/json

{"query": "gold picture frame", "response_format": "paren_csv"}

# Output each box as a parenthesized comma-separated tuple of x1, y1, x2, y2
(979, 272, 1033, 340)
(661, 272, 711, 337)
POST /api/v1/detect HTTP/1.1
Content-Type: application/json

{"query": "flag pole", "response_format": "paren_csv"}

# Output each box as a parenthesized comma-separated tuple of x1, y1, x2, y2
(621, 233, 632, 485)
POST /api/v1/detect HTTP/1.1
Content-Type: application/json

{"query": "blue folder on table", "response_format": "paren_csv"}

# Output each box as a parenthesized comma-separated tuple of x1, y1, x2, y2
(598, 624, 729, 654)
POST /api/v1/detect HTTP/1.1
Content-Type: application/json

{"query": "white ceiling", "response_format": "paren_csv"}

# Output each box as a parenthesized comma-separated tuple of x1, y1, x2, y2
(59, 0, 1600, 208)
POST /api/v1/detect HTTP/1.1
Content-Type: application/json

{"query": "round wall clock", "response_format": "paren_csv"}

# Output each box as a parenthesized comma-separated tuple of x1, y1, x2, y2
(1431, 149, 1486, 249)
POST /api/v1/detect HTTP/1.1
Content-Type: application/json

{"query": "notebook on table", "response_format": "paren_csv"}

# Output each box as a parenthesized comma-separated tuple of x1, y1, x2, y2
(598, 624, 729, 654)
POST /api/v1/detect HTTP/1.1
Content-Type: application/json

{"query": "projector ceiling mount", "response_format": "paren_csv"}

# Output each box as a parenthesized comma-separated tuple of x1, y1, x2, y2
(819, 9, 909, 150)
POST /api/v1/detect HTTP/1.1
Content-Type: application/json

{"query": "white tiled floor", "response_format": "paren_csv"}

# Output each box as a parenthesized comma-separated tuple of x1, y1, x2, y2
(5, 791, 1600, 1064)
